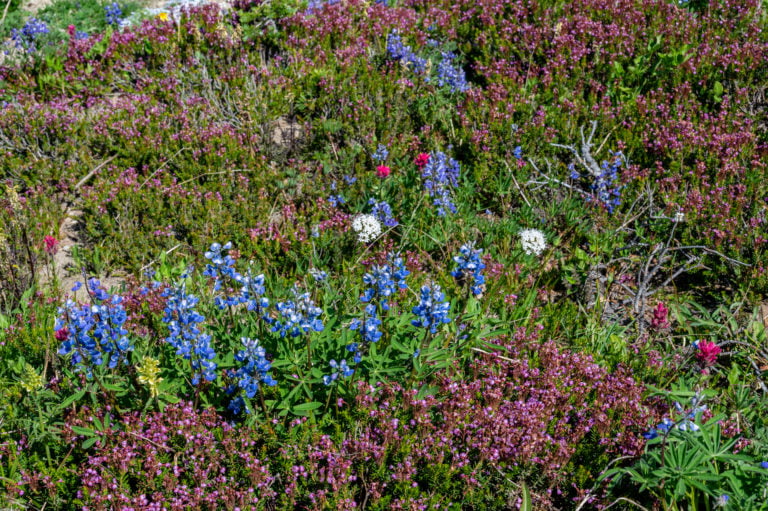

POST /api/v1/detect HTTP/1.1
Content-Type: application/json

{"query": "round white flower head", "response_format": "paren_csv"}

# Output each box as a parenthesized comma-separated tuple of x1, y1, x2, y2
(519, 228, 547, 256)
(351, 214, 382, 243)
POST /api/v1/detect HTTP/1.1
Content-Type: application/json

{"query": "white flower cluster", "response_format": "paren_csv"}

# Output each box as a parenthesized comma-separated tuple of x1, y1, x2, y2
(519, 228, 547, 256)
(351, 214, 382, 243)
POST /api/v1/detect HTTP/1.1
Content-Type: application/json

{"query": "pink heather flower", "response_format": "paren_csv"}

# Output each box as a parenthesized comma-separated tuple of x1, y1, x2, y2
(651, 302, 670, 330)
(67, 25, 76, 37)
(44, 235, 59, 255)
(376, 165, 391, 178)
(414, 153, 430, 168)
(696, 340, 721, 367)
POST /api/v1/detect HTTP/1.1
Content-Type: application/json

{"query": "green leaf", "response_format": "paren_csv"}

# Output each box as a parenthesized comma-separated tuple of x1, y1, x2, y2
(82, 437, 98, 449)
(59, 389, 86, 410)
(292, 401, 323, 415)
(71, 425, 96, 437)
(520, 481, 532, 511)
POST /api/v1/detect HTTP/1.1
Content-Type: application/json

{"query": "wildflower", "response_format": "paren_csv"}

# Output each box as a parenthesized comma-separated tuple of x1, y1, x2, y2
(136, 356, 163, 398)
(55, 279, 134, 376)
(270, 287, 324, 338)
(10, 18, 49, 53)
(673, 211, 685, 223)
(351, 214, 382, 243)
(323, 359, 354, 385)
(412, 283, 451, 334)
(350, 303, 383, 343)
(19, 363, 44, 393)
(451, 242, 486, 297)
(642, 417, 674, 439)
(513, 146, 523, 160)
(162, 280, 217, 384)
(369, 199, 398, 227)
(44, 235, 59, 255)
(715, 495, 729, 507)
(328, 194, 345, 207)
(157, 11, 169, 21)
(105, 2, 123, 26)
(519, 229, 547, 256)
(309, 268, 328, 282)
(760, 461, 768, 469)
(372, 144, 389, 161)
(435, 51, 469, 93)
(230, 338, 276, 402)
(376, 165, 391, 178)
(414, 153, 430, 168)
(386, 31, 427, 74)
(421, 151, 460, 216)
(650, 302, 670, 330)
(696, 340, 721, 367)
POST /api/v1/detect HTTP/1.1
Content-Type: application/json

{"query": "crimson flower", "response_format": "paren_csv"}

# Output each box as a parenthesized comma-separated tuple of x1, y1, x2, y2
(414, 153, 430, 168)
(696, 340, 721, 367)
(44, 235, 59, 255)
(376, 165, 390, 178)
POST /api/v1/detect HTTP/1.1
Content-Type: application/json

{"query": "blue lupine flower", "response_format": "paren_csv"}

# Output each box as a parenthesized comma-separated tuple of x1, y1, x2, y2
(203, 241, 237, 282)
(269, 287, 324, 338)
(386, 31, 428, 74)
(642, 417, 674, 440)
(572, 152, 624, 214)
(372, 144, 389, 161)
(105, 3, 123, 26)
(228, 337, 277, 408)
(323, 359, 354, 385)
(234, 265, 270, 314)
(435, 51, 469, 93)
(10, 18, 49, 53)
(369, 199, 398, 227)
(228, 396, 246, 415)
(421, 150, 461, 216)
(162, 280, 217, 385)
(451, 242, 486, 297)
(55, 279, 134, 377)
(346, 342, 362, 364)
(306, 0, 340, 14)
(359, 253, 409, 312)
(411, 283, 451, 334)
(349, 303, 383, 343)
(309, 268, 328, 282)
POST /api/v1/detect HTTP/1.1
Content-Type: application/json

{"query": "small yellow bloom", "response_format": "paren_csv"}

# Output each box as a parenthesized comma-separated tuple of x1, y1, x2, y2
(157, 12, 169, 21)
(137, 356, 163, 398)
(20, 363, 44, 393)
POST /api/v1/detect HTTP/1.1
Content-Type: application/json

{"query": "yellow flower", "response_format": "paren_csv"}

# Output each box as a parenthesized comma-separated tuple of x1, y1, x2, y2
(157, 12, 169, 21)
(19, 363, 44, 393)
(137, 356, 163, 398)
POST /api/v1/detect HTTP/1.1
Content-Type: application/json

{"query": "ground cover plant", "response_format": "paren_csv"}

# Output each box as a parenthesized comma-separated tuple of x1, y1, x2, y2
(2, 0, 768, 508)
